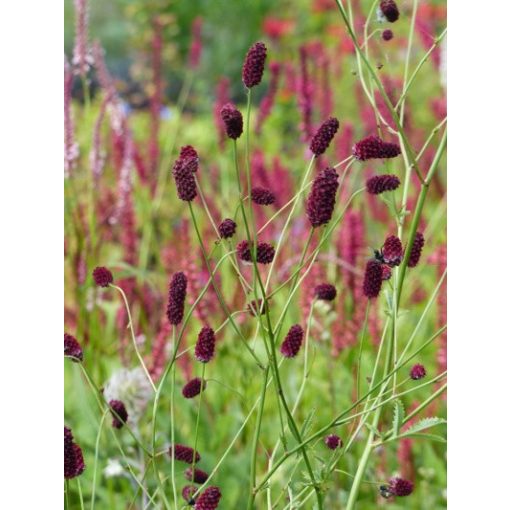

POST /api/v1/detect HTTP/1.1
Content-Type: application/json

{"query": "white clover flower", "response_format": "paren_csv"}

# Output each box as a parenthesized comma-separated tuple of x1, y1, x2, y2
(103, 367, 152, 425)
(103, 458, 124, 478)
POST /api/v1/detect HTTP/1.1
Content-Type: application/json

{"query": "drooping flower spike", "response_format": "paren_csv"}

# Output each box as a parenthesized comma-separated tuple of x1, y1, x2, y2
(169, 444, 201, 464)
(366, 174, 400, 194)
(218, 218, 237, 239)
(109, 399, 128, 429)
(363, 260, 383, 299)
(237, 240, 275, 265)
(314, 283, 337, 301)
(353, 135, 401, 161)
(195, 326, 216, 363)
(324, 434, 343, 450)
(64, 333, 83, 361)
(93, 266, 113, 287)
(64, 427, 85, 479)
(184, 466, 209, 483)
(242, 41, 267, 88)
(408, 232, 425, 267)
(388, 477, 414, 496)
(379, 0, 400, 23)
(280, 324, 304, 358)
(309, 117, 340, 156)
(410, 364, 426, 380)
(195, 486, 222, 510)
(382, 235, 403, 267)
(166, 272, 187, 325)
(172, 147, 199, 201)
(251, 187, 276, 205)
(182, 377, 207, 399)
(306, 167, 339, 227)
(220, 102, 243, 140)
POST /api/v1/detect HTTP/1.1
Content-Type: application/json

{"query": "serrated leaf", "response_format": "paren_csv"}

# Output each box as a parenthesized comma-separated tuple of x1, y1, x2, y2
(404, 417, 446, 435)
(392, 399, 405, 437)
(401, 432, 446, 443)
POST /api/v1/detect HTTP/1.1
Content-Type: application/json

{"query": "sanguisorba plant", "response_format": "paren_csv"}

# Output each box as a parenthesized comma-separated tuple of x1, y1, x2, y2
(65, 0, 446, 508)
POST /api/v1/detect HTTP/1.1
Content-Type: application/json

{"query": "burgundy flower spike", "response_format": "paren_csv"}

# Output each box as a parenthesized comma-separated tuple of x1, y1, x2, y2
(167, 272, 187, 325)
(388, 477, 414, 496)
(237, 240, 275, 265)
(306, 167, 339, 227)
(379, 0, 400, 23)
(64, 427, 85, 479)
(324, 434, 343, 450)
(408, 232, 425, 268)
(363, 260, 383, 299)
(410, 364, 426, 380)
(366, 174, 400, 194)
(93, 266, 113, 287)
(169, 444, 201, 464)
(310, 117, 340, 156)
(353, 135, 401, 161)
(218, 218, 237, 239)
(109, 399, 128, 429)
(172, 147, 198, 201)
(185, 467, 209, 484)
(251, 186, 276, 205)
(220, 102, 243, 140)
(314, 283, 337, 301)
(195, 486, 222, 510)
(382, 235, 403, 267)
(280, 324, 304, 358)
(64, 333, 83, 362)
(182, 377, 207, 399)
(195, 326, 216, 363)
(242, 41, 267, 88)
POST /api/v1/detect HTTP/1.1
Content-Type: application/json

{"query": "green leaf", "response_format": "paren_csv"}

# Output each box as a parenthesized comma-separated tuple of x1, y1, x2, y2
(392, 399, 405, 437)
(300, 408, 316, 437)
(401, 433, 446, 443)
(404, 417, 446, 435)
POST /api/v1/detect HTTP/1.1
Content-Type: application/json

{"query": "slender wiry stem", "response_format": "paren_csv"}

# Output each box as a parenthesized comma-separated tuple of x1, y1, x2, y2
(111, 284, 156, 392)
(90, 409, 109, 510)
(190, 363, 206, 482)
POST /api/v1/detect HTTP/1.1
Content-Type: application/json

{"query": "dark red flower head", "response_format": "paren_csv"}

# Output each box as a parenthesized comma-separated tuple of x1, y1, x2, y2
(93, 266, 113, 287)
(64, 427, 85, 479)
(410, 364, 426, 380)
(179, 145, 199, 168)
(167, 272, 187, 325)
(280, 324, 304, 358)
(195, 326, 216, 363)
(388, 477, 414, 496)
(381, 264, 392, 281)
(182, 485, 198, 505)
(407, 232, 425, 268)
(242, 41, 267, 88)
(382, 235, 403, 267)
(169, 444, 201, 464)
(324, 434, 343, 450)
(64, 333, 83, 362)
(379, 0, 400, 23)
(184, 467, 209, 484)
(109, 399, 128, 429)
(366, 174, 400, 194)
(220, 102, 244, 140)
(218, 218, 237, 239)
(237, 240, 275, 265)
(315, 283, 337, 301)
(172, 151, 198, 201)
(195, 486, 222, 510)
(251, 187, 276, 205)
(382, 29, 394, 41)
(310, 117, 340, 156)
(353, 135, 401, 161)
(363, 260, 383, 299)
(306, 167, 339, 227)
(182, 377, 206, 399)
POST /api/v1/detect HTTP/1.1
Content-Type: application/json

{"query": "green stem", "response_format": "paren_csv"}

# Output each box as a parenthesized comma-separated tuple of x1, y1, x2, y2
(247, 366, 270, 510)
(91, 409, 109, 510)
